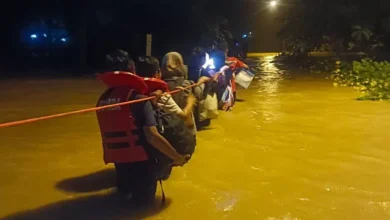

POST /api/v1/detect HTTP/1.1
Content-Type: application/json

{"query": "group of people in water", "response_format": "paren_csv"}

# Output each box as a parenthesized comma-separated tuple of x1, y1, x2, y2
(95, 44, 250, 205)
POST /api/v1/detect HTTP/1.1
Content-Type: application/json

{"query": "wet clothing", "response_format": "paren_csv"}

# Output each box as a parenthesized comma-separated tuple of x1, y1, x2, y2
(226, 57, 248, 105)
(114, 95, 158, 204)
(115, 160, 157, 205)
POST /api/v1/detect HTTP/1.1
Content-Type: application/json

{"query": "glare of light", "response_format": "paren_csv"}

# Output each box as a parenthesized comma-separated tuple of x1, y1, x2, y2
(249, 32, 252, 35)
(30, 34, 37, 39)
(202, 53, 215, 70)
(270, 0, 278, 7)
(43, 33, 47, 37)
(60, 38, 67, 42)
(242, 34, 248, 39)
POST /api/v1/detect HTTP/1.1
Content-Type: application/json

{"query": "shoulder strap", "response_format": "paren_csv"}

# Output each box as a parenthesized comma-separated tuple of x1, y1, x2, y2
(126, 89, 135, 101)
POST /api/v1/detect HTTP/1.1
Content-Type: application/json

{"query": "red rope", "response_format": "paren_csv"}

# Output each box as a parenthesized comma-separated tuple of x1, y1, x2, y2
(0, 84, 198, 129)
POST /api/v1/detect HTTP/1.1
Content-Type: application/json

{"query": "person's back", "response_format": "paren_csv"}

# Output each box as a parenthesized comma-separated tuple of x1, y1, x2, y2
(136, 56, 196, 179)
(161, 52, 191, 109)
(161, 52, 198, 133)
(96, 50, 189, 203)
(96, 84, 156, 203)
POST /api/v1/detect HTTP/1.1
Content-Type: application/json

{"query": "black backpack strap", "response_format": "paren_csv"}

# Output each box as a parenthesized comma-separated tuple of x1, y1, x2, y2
(159, 179, 166, 205)
(155, 108, 165, 134)
(126, 89, 135, 101)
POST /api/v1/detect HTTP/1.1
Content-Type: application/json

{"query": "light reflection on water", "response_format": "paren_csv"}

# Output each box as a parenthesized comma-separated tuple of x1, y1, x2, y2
(1, 55, 390, 219)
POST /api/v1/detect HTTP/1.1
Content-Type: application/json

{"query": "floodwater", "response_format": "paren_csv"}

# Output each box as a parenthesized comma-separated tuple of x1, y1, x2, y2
(1, 55, 390, 220)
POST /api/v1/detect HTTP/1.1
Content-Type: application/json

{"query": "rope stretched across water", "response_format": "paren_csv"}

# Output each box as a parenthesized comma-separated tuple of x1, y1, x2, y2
(0, 84, 198, 129)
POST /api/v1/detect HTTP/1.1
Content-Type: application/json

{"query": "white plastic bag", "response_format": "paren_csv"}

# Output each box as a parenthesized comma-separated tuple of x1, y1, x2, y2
(235, 69, 254, 89)
(203, 93, 219, 119)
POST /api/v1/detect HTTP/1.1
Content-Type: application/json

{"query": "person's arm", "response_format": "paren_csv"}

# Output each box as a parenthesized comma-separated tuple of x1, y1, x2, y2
(143, 126, 187, 165)
(150, 90, 164, 105)
(140, 100, 188, 166)
(157, 94, 196, 120)
(193, 83, 205, 99)
(181, 94, 196, 119)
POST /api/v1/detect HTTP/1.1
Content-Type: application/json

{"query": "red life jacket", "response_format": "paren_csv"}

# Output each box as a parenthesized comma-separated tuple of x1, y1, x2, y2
(96, 72, 149, 164)
(97, 71, 148, 95)
(143, 78, 169, 94)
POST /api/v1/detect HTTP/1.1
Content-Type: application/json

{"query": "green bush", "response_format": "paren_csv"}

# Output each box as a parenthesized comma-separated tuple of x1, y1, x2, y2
(331, 58, 390, 100)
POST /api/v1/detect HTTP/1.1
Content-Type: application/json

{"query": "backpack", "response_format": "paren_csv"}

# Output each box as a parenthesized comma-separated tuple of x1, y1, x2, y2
(152, 108, 196, 164)
(165, 77, 193, 109)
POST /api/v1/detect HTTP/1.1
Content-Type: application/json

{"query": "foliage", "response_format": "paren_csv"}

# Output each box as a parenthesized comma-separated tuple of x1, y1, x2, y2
(331, 59, 390, 100)
(347, 26, 384, 53)
(277, 0, 390, 53)
(351, 25, 372, 42)
(196, 16, 233, 52)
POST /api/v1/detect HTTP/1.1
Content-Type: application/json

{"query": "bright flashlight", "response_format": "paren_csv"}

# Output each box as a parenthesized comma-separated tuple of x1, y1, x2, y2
(202, 53, 215, 70)
(270, 0, 277, 7)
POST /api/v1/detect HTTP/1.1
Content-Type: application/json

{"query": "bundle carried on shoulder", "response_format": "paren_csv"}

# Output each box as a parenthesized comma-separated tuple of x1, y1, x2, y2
(155, 109, 196, 159)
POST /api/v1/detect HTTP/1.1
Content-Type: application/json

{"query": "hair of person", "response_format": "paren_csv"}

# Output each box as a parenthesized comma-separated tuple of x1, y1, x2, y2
(105, 49, 133, 72)
(136, 56, 160, 78)
(161, 52, 188, 79)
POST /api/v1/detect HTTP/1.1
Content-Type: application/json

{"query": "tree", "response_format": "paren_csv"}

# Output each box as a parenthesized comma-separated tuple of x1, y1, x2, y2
(351, 26, 372, 42)
(277, 0, 390, 53)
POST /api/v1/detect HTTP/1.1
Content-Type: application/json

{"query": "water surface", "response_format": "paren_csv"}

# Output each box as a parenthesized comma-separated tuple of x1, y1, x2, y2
(1, 55, 390, 220)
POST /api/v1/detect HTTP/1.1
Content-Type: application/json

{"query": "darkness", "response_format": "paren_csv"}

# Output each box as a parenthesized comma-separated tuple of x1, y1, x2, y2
(0, 0, 260, 76)
(2, 0, 389, 76)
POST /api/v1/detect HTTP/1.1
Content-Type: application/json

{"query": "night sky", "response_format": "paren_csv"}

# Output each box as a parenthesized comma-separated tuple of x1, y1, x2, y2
(0, 0, 282, 67)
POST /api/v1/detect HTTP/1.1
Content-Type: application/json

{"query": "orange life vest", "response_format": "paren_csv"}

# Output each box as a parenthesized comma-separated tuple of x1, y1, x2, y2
(96, 72, 149, 164)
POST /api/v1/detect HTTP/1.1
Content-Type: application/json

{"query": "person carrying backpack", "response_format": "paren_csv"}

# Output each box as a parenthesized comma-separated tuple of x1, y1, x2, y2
(161, 52, 204, 133)
(136, 56, 197, 180)
(96, 50, 189, 205)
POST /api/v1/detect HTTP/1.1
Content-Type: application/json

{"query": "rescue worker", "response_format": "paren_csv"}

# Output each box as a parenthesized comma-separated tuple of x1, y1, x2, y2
(96, 49, 189, 205)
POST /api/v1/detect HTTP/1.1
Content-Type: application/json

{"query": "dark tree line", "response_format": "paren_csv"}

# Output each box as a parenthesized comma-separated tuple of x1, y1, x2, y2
(277, 0, 390, 54)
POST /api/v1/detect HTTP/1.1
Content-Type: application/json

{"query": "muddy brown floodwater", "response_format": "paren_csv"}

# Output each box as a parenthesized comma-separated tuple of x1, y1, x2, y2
(1, 55, 390, 220)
